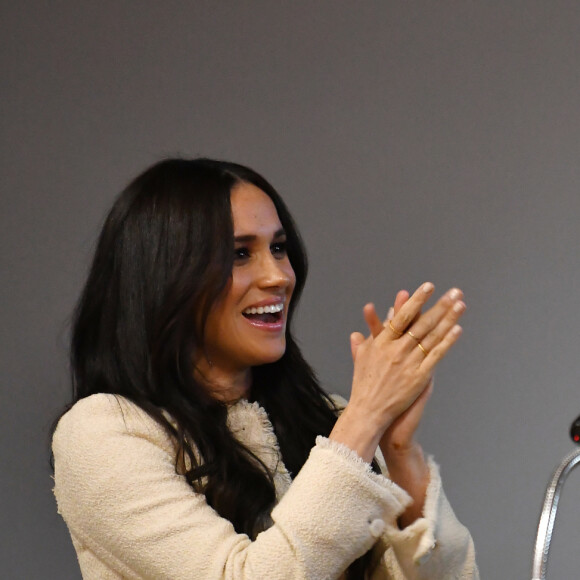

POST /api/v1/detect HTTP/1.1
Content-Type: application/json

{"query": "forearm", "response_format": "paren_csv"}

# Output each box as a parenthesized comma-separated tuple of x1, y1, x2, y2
(380, 439, 429, 528)
(381, 458, 480, 579)
(55, 395, 417, 580)
(329, 407, 428, 529)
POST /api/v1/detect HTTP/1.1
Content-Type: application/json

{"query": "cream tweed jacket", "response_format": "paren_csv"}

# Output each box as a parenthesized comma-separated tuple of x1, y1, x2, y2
(52, 394, 478, 579)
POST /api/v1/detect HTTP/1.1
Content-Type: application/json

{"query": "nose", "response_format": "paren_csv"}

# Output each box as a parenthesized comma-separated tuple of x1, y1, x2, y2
(257, 253, 293, 289)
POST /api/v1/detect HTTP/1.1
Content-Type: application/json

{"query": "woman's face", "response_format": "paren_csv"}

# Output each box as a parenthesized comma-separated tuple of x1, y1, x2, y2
(201, 181, 296, 377)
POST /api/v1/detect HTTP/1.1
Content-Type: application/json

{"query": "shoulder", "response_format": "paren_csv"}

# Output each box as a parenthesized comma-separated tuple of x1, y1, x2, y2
(54, 393, 157, 436)
(52, 394, 172, 465)
(52, 395, 180, 516)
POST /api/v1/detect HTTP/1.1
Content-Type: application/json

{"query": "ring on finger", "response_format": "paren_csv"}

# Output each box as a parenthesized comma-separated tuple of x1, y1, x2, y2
(406, 330, 421, 342)
(406, 330, 428, 356)
(416, 342, 428, 357)
(388, 320, 403, 337)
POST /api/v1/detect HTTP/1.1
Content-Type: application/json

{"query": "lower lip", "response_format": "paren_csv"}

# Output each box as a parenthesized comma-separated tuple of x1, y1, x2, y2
(242, 315, 285, 332)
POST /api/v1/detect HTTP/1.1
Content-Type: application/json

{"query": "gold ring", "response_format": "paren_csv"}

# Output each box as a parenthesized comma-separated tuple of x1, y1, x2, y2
(406, 330, 420, 342)
(417, 342, 428, 356)
(389, 320, 403, 337)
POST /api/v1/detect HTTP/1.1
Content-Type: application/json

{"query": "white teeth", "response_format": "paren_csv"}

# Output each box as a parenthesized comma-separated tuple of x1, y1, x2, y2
(243, 303, 284, 315)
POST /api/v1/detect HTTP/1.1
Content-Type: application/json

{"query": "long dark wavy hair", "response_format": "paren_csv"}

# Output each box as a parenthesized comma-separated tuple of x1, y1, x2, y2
(64, 158, 375, 578)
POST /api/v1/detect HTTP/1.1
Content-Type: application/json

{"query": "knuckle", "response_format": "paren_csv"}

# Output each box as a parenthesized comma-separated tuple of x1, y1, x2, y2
(428, 328, 441, 343)
(398, 311, 412, 327)
(429, 345, 445, 362)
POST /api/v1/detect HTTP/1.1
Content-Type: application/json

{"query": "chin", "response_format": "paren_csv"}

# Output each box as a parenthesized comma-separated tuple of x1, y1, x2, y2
(260, 352, 286, 365)
(252, 345, 286, 366)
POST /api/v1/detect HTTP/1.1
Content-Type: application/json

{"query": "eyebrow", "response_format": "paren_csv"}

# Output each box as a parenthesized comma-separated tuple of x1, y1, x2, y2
(234, 228, 286, 243)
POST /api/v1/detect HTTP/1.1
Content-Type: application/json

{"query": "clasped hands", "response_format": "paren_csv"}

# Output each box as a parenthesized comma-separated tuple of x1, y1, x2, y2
(330, 283, 465, 466)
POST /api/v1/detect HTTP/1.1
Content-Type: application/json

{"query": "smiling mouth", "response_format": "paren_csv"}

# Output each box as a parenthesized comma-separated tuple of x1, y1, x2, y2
(242, 303, 284, 324)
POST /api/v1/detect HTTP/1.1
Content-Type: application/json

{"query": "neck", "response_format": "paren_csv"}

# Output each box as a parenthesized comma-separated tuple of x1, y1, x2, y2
(194, 358, 252, 403)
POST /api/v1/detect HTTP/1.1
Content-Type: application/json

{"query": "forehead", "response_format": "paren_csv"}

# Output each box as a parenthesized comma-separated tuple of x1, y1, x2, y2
(230, 182, 282, 233)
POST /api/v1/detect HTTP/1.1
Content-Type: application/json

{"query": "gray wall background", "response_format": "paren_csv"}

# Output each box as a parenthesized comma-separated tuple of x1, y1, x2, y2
(2, 2, 580, 578)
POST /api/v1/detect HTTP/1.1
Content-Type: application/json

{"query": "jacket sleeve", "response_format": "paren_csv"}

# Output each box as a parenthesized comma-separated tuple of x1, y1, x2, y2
(373, 458, 479, 580)
(329, 393, 478, 579)
(52, 394, 413, 580)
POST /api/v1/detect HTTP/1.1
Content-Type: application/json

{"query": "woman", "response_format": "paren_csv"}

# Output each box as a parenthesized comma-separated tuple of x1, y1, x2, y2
(52, 158, 478, 579)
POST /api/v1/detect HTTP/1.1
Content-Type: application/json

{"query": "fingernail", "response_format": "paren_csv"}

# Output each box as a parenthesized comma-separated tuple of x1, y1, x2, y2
(449, 288, 461, 300)
(387, 307, 394, 320)
(453, 301, 465, 313)
(422, 282, 434, 293)
(452, 325, 462, 336)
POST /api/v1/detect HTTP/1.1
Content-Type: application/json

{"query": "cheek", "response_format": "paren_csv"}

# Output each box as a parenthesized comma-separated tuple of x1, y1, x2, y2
(286, 264, 297, 295)
(228, 271, 251, 302)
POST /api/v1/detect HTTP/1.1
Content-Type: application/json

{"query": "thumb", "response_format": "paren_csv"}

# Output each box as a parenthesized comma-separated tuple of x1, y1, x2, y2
(350, 332, 365, 362)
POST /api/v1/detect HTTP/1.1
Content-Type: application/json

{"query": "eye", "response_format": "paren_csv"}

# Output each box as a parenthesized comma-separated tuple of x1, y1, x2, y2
(234, 247, 250, 261)
(271, 241, 288, 258)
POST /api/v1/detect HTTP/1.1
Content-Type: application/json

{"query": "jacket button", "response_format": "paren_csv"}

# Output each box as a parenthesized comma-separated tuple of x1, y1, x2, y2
(417, 541, 437, 565)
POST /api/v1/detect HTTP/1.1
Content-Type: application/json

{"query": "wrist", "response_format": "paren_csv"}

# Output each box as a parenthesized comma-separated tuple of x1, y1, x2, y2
(382, 441, 428, 481)
(381, 438, 423, 462)
(329, 405, 384, 464)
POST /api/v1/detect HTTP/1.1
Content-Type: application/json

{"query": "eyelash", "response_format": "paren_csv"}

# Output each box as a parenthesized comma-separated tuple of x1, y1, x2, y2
(234, 242, 288, 262)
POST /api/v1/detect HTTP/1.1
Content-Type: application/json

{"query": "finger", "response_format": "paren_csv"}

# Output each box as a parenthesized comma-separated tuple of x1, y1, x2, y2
(350, 332, 365, 361)
(409, 288, 463, 341)
(384, 305, 400, 339)
(363, 303, 384, 338)
(418, 299, 466, 354)
(402, 287, 463, 346)
(408, 379, 434, 419)
(393, 290, 409, 314)
(388, 282, 435, 336)
(402, 378, 433, 412)
(420, 324, 463, 373)
(383, 290, 408, 326)
(394, 290, 420, 330)
(415, 378, 434, 406)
